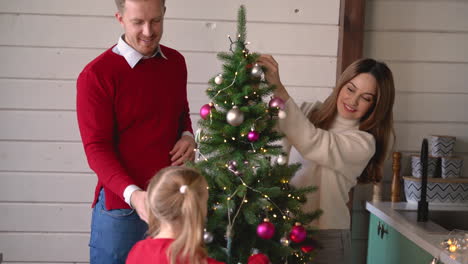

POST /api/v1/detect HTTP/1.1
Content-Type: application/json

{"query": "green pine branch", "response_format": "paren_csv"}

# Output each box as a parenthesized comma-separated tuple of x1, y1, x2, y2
(192, 5, 322, 264)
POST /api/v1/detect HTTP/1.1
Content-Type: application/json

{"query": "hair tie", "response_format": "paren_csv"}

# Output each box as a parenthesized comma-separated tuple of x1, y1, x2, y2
(179, 185, 188, 194)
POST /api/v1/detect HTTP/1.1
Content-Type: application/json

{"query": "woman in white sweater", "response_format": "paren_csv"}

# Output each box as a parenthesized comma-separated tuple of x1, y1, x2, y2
(257, 56, 395, 264)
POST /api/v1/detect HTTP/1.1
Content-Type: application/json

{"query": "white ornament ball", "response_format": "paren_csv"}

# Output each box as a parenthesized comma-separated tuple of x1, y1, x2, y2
(251, 63, 263, 78)
(226, 106, 244, 126)
(277, 154, 287, 165)
(278, 110, 287, 119)
(214, 74, 224, 85)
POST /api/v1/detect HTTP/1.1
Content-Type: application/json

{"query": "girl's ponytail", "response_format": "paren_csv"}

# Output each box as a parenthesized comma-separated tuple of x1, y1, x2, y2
(170, 178, 207, 264)
(146, 166, 208, 264)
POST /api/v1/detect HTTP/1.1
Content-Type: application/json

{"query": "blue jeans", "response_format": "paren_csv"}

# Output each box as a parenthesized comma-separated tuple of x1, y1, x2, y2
(89, 189, 148, 264)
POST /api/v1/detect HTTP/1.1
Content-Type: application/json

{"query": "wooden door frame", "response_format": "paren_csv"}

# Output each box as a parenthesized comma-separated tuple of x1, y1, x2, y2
(337, 0, 366, 79)
(338, 0, 368, 219)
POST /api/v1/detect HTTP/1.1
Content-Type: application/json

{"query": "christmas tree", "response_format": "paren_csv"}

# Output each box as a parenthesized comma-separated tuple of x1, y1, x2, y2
(194, 6, 322, 264)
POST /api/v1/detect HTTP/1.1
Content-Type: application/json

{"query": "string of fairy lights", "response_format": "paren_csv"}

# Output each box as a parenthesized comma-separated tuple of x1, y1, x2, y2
(200, 34, 289, 209)
(195, 32, 314, 263)
(441, 231, 468, 255)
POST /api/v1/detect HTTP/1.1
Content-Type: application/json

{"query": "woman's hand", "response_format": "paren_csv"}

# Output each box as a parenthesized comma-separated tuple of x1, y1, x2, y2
(256, 54, 290, 101)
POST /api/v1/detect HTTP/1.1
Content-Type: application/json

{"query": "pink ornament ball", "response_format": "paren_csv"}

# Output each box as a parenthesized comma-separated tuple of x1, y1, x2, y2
(247, 131, 260, 142)
(268, 97, 285, 110)
(228, 160, 238, 171)
(200, 104, 213, 120)
(257, 221, 275, 239)
(289, 224, 307, 243)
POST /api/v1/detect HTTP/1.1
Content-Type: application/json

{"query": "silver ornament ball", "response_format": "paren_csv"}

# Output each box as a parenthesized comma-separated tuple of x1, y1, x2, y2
(277, 154, 287, 165)
(226, 106, 244, 126)
(214, 74, 224, 85)
(251, 63, 263, 78)
(195, 128, 203, 143)
(203, 230, 214, 244)
(213, 203, 223, 210)
(280, 237, 291, 246)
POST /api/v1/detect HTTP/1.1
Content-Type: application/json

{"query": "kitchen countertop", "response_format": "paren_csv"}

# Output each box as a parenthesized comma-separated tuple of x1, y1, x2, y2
(366, 201, 468, 264)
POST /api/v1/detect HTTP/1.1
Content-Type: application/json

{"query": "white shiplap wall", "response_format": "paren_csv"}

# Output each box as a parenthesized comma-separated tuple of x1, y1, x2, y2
(0, 0, 340, 262)
(365, 0, 468, 187)
(350, 0, 468, 263)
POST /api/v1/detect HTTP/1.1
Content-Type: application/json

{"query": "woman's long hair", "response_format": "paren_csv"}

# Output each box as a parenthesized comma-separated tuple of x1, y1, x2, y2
(309, 58, 395, 183)
(146, 166, 208, 264)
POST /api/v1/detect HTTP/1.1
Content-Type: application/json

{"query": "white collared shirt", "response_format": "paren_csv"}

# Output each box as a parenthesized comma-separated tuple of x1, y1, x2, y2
(112, 35, 194, 206)
(112, 35, 167, 68)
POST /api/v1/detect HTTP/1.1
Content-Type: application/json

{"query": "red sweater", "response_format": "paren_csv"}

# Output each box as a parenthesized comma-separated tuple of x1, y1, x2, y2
(76, 45, 192, 209)
(126, 238, 270, 264)
(126, 238, 224, 264)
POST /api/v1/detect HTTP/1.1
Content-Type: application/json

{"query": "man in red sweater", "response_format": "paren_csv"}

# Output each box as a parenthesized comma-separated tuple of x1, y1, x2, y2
(76, 0, 195, 263)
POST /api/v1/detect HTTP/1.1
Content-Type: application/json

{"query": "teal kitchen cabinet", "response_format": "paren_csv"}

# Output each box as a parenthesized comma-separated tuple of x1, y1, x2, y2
(367, 213, 434, 264)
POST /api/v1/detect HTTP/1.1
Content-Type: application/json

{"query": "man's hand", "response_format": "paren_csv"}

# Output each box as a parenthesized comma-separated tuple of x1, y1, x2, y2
(130, 190, 148, 223)
(169, 135, 196, 166)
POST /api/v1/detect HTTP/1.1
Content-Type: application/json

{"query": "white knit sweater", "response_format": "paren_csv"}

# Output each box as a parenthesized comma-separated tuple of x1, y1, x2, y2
(278, 99, 376, 229)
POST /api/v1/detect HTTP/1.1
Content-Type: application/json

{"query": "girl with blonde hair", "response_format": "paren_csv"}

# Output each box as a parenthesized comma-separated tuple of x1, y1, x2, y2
(126, 166, 221, 264)
(126, 166, 270, 264)
(257, 55, 395, 263)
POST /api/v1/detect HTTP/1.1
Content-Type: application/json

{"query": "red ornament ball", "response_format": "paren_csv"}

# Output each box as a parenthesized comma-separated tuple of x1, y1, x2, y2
(248, 253, 270, 264)
(257, 220, 275, 239)
(301, 245, 315, 253)
(289, 224, 307, 243)
(247, 130, 260, 142)
(200, 104, 213, 120)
